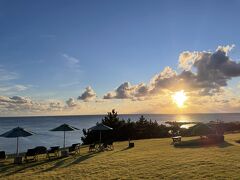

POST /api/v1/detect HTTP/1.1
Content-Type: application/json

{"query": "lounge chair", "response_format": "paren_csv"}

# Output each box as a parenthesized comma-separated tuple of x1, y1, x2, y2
(106, 140, 114, 150)
(97, 141, 114, 151)
(69, 143, 80, 155)
(47, 146, 60, 159)
(24, 148, 37, 162)
(103, 140, 114, 151)
(0, 151, 6, 161)
(34, 146, 47, 160)
(89, 144, 96, 152)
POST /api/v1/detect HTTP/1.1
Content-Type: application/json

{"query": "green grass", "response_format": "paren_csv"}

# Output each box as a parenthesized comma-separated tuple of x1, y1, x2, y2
(1, 133, 240, 179)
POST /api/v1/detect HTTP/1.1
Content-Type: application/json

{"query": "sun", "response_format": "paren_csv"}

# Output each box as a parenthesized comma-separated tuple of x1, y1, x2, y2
(172, 90, 187, 108)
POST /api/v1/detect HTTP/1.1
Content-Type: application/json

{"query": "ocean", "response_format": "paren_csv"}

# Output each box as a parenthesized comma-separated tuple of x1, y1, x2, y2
(0, 113, 240, 154)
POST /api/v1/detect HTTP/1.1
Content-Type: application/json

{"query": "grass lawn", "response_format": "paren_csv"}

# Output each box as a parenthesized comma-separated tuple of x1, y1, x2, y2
(1, 133, 240, 180)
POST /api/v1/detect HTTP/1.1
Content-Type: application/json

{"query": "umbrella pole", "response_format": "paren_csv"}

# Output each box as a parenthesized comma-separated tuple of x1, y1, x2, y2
(64, 131, 66, 148)
(16, 136, 19, 156)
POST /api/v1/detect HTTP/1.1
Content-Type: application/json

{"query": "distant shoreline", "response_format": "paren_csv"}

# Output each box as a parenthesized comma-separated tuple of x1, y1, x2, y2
(1, 112, 240, 118)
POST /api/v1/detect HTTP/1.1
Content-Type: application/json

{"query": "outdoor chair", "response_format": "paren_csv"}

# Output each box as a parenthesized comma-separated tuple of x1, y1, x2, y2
(47, 146, 60, 159)
(34, 146, 47, 159)
(24, 148, 37, 162)
(105, 140, 114, 150)
(89, 144, 96, 152)
(100, 143, 108, 151)
(0, 151, 6, 161)
(99, 141, 114, 151)
(69, 143, 80, 155)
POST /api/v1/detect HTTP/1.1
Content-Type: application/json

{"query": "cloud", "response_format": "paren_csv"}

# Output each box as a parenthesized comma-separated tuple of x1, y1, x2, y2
(149, 66, 177, 93)
(0, 67, 19, 81)
(103, 82, 149, 100)
(178, 45, 240, 90)
(178, 51, 200, 71)
(78, 86, 97, 101)
(0, 96, 31, 104)
(104, 82, 132, 99)
(0, 96, 66, 114)
(158, 45, 240, 95)
(66, 98, 77, 107)
(61, 54, 82, 73)
(0, 96, 33, 113)
(1, 45, 240, 115)
(9, 96, 31, 104)
(216, 44, 235, 55)
(0, 66, 30, 95)
(238, 83, 240, 89)
(47, 100, 65, 111)
(62, 54, 79, 64)
(104, 67, 179, 100)
(105, 45, 240, 100)
(59, 81, 81, 88)
(0, 84, 28, 93)
(177, 47, 239, 94)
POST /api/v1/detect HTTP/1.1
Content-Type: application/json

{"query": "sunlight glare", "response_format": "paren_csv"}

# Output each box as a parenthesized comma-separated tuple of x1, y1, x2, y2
(172, 90, 187, 108)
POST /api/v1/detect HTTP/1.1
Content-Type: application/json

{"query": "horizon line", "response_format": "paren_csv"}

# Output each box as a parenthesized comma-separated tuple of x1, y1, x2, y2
(1, 112, 240, 118)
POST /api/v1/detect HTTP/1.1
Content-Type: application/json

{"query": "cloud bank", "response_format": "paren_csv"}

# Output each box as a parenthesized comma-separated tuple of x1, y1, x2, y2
(0, 96, 67, 115)
(104, 45, 240, 99)
(1, 45, 240, 115)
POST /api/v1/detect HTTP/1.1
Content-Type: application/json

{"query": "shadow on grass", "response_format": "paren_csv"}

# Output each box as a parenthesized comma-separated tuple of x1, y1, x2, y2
(110, 146, 133, 155)
(235, 140, 240, 144)
(64, 152, 97, 167)
(40, 157, 69, 172)
(0, 162, 15, 174)
(174, 139, 233, 148)
(217, 141, 233, 148)
(120, 147, 133, 151)
(1, 151, 101, 176)
(2, 157, 61, 177)
(41, 152, 98, 172)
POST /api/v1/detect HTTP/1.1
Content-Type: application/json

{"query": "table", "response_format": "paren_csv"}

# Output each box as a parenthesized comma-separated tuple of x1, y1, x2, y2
(172, 136, 182, 143)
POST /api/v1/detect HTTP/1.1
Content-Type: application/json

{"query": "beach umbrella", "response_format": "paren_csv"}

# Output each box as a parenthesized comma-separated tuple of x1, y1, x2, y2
(0, 127, 35, 155)
(50, 123, 79, 148)
(88, 123, 113, 143)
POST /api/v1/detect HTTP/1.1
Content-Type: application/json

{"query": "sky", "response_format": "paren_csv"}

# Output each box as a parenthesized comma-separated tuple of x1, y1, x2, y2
(0, 0, 240, 116)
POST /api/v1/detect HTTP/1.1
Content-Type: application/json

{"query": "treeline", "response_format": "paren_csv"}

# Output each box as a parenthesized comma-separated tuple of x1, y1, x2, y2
(81, 110, 240, 144)
(81, 110, 171, 144)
